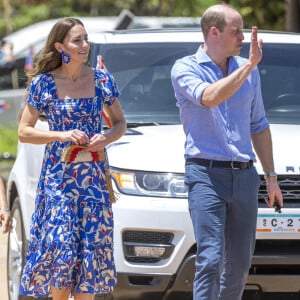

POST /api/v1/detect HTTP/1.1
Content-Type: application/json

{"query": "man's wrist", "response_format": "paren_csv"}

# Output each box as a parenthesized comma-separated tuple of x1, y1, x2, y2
(0, 207, 10, 212)
(264, 171, 277, 181)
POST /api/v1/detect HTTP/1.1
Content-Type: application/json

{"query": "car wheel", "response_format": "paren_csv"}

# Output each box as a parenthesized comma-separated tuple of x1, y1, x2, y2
(6, 196, 36, 300)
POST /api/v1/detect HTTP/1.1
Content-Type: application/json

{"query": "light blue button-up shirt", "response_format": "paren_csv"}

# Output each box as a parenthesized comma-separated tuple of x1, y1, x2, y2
(171, 46, 269, 162)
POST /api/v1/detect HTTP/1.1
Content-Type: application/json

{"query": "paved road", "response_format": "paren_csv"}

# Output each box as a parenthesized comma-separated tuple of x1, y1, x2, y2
(0, 233, 8, 300)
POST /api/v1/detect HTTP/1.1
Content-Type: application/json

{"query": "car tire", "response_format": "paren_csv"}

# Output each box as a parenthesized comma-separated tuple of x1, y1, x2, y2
(7, 196, 29, 300)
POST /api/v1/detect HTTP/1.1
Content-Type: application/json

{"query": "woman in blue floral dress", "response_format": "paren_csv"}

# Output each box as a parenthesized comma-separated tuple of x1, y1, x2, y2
(18, 18, 126, 300)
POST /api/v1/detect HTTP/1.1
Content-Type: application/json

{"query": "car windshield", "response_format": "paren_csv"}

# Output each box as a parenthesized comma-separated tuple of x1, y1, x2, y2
(92, 41, 300, 125)
(254, 43, 300, 125)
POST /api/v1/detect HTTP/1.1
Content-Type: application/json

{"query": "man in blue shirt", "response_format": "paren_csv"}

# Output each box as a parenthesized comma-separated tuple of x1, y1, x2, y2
(171, 3, 283, 300)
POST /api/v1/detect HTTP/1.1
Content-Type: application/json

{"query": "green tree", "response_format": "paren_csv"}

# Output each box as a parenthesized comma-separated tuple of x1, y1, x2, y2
(237, 0, 285, 30)
(0, 0, 296, 38)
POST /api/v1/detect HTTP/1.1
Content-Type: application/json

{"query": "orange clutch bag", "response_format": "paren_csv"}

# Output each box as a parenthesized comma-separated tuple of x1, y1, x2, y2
(61, 145, 116, 203)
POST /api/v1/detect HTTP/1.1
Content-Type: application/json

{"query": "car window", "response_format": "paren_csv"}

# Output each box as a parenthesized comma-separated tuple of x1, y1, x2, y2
(92, 41, 300, 126)
(239, 43, 300, 125)
(93, 42, 198, 124)
(257, 44, 300, 124)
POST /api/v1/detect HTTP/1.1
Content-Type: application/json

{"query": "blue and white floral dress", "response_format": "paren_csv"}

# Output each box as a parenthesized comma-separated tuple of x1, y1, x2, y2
(20, 69, 118, 297)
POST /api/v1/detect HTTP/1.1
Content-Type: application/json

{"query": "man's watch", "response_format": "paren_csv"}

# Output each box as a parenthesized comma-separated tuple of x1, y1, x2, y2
(264, 171, 277, 180)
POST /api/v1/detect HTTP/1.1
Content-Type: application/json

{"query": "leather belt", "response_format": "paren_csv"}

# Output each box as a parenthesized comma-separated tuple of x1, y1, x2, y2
(185, 158, 253, 170)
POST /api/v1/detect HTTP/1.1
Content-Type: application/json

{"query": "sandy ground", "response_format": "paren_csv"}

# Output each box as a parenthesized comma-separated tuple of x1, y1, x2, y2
(0, 233, 8, 300)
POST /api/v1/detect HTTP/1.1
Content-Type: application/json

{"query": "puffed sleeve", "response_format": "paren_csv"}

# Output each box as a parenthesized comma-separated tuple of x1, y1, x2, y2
(26, 74, 52, 113)
(95, 69, 120, 106)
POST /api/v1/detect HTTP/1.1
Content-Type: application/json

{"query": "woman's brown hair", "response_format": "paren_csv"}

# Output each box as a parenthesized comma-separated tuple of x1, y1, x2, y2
(26, 17, 84, 86)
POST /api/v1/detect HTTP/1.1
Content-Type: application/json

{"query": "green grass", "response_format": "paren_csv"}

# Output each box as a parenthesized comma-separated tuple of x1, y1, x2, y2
(0, 125, 18, 180)
(0, 125, 18, 156)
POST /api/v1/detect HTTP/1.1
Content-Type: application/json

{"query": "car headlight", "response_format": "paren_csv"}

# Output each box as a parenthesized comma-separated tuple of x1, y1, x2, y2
(110, 168, 187, 198)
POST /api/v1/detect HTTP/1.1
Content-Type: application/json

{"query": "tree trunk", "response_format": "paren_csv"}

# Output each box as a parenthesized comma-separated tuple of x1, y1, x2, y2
(285, 0, 300, 32)
(3, 0, 13, 34)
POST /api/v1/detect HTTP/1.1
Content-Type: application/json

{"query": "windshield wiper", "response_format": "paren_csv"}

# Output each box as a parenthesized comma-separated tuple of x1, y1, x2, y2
(102, 122, 172, 130)
(126, 122, 161, 128)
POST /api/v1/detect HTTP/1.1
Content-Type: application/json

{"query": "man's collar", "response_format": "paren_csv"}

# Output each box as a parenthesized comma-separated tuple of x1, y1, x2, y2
(196, 45, 212, 64)
(196, 45, 233, 66)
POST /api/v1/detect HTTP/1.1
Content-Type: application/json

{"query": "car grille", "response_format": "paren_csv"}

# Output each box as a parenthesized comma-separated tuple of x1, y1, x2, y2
(258, 175, 300, 208)
(122, 230, 174, 263)
(123, 230, 174, 244)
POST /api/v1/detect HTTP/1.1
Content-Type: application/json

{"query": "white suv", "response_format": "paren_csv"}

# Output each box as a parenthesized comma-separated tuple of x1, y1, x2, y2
(6, 28, 300, 300)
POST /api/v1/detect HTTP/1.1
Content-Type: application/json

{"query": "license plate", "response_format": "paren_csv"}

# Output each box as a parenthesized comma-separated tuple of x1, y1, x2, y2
(257, 212, 300, 233)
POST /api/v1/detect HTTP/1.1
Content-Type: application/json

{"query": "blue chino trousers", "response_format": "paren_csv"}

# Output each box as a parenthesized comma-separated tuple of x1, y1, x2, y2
(185, 163, 261, 300)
